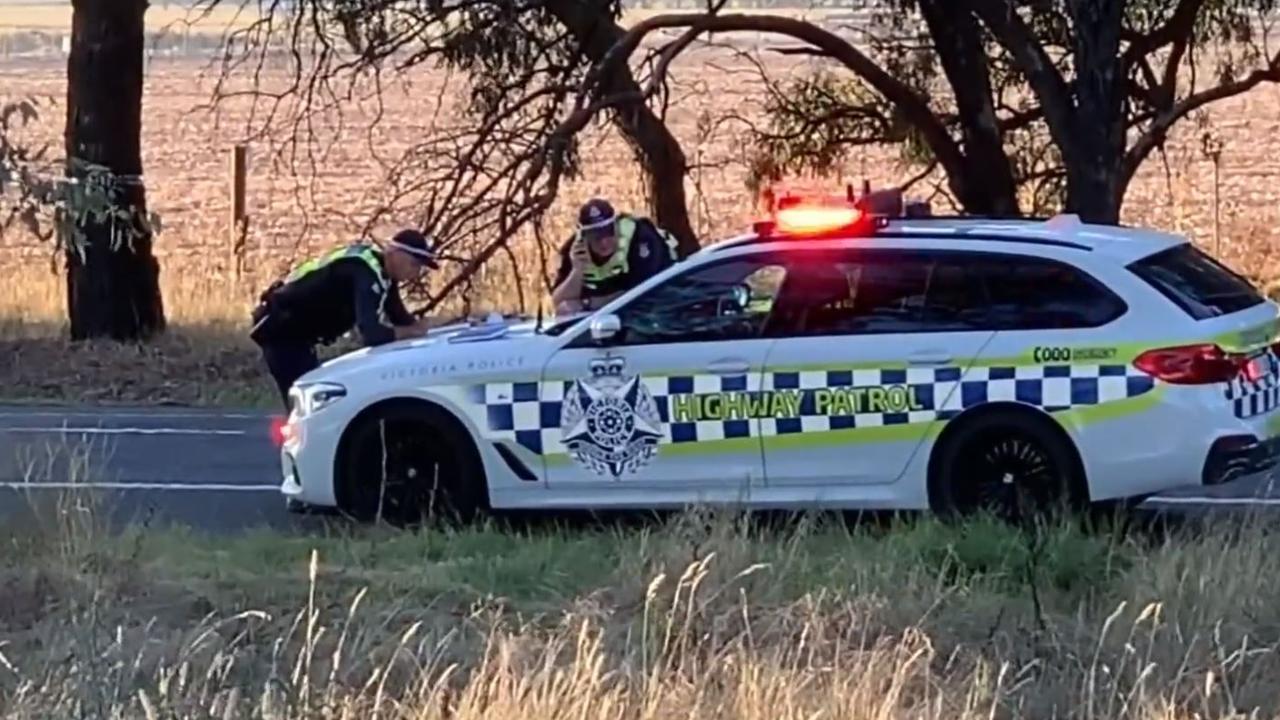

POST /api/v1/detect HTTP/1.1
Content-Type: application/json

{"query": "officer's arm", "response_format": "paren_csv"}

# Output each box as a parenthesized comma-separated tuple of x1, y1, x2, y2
(384, 283, 416, 326)
(550, 237, 586, 313)
(351, 266, 426, 345)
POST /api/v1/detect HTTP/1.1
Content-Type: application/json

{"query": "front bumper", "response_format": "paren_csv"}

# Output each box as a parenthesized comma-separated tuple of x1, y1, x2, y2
(281, 449, 304, 498)
(1202, 434, 1280, 486)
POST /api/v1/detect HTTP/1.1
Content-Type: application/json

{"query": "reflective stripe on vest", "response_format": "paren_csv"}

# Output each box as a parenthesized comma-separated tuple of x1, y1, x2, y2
(579, 216, 636, 287)
(285, 243, 393, 326)
(654, 225, 680, 261)
(286, 243, 387, 288)
(577, 217, 679, 288)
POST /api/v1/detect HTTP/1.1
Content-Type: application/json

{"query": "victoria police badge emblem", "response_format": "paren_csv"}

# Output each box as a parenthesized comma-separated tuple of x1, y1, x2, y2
(560, 356, 663, 478)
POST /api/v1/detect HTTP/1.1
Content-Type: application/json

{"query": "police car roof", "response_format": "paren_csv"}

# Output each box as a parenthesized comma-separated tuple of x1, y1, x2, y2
(720, 213, 1187, 265)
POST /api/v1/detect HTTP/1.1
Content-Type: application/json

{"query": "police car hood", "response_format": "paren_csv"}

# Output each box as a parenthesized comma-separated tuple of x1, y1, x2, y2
(302, 313, 587, 383)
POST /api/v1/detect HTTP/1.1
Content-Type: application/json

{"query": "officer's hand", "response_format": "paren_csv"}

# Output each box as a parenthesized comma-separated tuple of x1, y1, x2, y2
(569, 237, 591, 270)
(555, 299, 584, 316)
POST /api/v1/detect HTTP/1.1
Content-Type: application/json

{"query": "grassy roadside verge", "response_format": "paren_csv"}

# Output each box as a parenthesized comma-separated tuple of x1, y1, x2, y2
(0, 319, 324, 408)
(4, 489, 1280, 718)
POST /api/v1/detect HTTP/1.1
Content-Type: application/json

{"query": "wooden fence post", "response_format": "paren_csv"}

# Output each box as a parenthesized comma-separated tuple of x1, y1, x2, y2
(1200, 133, 1224, 256)
(229, 144, 248, 280)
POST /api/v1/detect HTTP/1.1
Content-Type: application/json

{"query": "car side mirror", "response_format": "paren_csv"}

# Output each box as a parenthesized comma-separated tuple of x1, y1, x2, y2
(589, 313, 621, 344)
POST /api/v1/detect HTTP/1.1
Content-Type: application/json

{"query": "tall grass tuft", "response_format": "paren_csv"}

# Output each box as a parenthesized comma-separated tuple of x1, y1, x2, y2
(3, 492, 1280, 718)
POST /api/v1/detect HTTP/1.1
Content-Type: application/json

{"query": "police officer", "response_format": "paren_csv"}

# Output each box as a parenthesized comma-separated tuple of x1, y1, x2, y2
(550, 198, 679, 314)
(250, 229, 438, 406)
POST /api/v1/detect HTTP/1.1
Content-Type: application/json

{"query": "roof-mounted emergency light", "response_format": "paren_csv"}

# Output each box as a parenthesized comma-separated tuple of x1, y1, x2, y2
(754, 181, 917, 238)
(774, 201, 865, 234)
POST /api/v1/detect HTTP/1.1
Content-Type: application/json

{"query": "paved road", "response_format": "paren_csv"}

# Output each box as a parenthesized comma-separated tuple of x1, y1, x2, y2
(2, 404, 1278, 534)
(0, 405, 318, 533)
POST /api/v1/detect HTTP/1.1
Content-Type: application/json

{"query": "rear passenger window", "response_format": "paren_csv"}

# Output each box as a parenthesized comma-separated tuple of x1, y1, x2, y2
(770, 250, 1125, 336)
(979, 256, 1127, 330)
(1128, 244, 1263, 319)
(770, 251, 993, 336)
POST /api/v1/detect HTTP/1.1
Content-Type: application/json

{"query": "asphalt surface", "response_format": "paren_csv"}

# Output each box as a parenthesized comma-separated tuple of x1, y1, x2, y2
(0, 405, 316, 534)
(1, 404, 1278, 535)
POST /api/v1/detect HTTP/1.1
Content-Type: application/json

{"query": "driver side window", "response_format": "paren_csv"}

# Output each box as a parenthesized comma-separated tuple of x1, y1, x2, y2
(582, 255, 787, 347)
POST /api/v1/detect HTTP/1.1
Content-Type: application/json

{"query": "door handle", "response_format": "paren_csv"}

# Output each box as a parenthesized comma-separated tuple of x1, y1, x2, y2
(907, 350, 952, 366)
(706, 359, 751, 375)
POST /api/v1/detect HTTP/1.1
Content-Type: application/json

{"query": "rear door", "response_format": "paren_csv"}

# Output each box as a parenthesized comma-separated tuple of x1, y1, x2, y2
(946, 249, 1147, 417)
(758, 247, 997, 487)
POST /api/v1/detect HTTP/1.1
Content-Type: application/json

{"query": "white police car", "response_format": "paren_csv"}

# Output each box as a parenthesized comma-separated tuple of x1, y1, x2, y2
(275, 189, 1280, 522)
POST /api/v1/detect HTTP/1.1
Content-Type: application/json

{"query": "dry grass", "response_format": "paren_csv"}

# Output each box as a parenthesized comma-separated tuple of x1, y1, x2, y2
(2, 42, 1279, 406)
(5, 459, 1280, 719)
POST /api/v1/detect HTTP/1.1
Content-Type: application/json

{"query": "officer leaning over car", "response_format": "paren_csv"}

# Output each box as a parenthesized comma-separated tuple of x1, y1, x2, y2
(250, 229, 439, 407)
(550, 198, 679, 315)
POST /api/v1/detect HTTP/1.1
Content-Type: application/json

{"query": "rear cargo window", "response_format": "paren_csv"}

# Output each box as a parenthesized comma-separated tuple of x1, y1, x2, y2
(1129, 244, 1263, 319)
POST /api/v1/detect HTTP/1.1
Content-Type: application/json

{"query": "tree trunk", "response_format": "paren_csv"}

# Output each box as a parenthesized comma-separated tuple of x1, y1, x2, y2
(1064, 0, 1128, 223)
(64, 0, 165, 341)
(546, 1, 700, 257)
(917, 0, 1021, 217)
(609, 103, 699, 257)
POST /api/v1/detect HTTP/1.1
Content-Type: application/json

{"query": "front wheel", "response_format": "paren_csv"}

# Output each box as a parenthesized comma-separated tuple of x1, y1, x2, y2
(336, 401, 487, 526)
(929, 410, 1085, 523)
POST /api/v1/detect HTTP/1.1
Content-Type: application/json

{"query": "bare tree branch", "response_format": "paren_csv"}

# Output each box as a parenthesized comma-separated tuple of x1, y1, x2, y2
(573, 11, 973, 217)
(966, 0, 1078, 164)
(1123, 48, 1280, 184)
(1123, 0, 1206, 61)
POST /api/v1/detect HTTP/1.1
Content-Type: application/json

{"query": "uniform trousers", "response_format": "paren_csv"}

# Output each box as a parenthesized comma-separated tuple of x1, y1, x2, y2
(259, 342, 320, 408)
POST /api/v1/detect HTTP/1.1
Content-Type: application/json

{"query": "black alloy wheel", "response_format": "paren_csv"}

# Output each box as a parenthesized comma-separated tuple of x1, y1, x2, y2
(338, 402, 485, 526)
(931, 411, 1083, 523)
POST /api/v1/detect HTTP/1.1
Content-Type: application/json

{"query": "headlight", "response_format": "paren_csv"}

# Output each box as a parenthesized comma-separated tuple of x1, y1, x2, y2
(291, 382, 347, 417)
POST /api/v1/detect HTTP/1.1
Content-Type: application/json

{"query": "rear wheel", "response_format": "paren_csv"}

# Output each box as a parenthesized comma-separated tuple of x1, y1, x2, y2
(929, 410, 1085, 523)
(336, 401, 487, 526)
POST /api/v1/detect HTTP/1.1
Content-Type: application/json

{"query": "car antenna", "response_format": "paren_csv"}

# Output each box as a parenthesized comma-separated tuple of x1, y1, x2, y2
(535, 300, 544, 333)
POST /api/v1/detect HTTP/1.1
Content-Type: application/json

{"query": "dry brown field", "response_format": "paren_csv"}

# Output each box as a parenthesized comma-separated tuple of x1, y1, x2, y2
(2, 41, 1279, 405)
(0, 3, 843, 32)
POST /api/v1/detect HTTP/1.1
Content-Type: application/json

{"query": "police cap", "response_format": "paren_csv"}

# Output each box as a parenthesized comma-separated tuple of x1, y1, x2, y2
(388, 229, 439, 269)
(577, 198, 617, 241)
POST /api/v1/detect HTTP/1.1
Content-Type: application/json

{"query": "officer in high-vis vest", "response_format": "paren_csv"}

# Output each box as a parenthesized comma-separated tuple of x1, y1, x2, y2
(551, 198, 679, 314)
(250, 229, 438, 406)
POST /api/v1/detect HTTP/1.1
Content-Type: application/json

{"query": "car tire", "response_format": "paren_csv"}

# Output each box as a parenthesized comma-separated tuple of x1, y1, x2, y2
(928, 408, 1086, 524)
(336, 400, 488, 526)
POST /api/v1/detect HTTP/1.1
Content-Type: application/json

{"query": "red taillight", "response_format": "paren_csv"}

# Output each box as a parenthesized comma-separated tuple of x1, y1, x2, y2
(1133, 344, 1246, 384)
(270, 416, 289, 446)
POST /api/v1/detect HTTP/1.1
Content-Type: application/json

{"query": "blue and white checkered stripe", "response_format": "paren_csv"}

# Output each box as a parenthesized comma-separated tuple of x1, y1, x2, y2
(757, 365, 1154, 436)
(1226, 349, 1280, 418)
(471, 373, 765, 455)
(475, 363, 1157, 454)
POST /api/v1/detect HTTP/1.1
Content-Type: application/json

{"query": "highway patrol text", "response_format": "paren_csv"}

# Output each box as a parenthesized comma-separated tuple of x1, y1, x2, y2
(670, 386, 926, 422)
